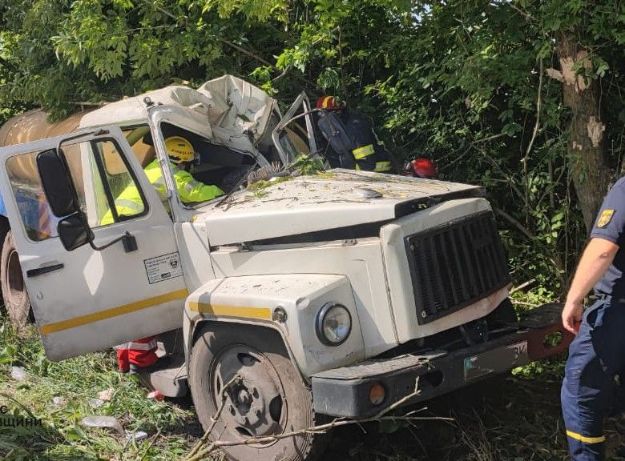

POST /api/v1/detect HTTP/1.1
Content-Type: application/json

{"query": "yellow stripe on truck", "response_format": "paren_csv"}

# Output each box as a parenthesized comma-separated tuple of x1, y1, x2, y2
(188, 301, 272, 320)
(39, 289, 189, 335)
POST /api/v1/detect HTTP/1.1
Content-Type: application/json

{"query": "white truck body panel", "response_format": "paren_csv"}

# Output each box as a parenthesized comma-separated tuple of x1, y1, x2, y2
(208, 239, 397, 358)
(174, 221, 215, 292)
(0, 128, 187, 360)
(185, 274, 365, 377)
(196, 169, 479, 246)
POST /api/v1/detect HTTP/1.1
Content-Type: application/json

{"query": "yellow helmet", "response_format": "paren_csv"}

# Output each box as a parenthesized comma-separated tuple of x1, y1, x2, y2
(165, 136, 195, 164)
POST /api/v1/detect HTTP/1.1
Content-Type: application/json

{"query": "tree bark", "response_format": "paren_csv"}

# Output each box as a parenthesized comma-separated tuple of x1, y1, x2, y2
(555, 33, 610, 232)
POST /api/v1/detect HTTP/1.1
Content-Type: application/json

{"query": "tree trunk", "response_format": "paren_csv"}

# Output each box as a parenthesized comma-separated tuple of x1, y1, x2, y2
(555, 33, 610, 232)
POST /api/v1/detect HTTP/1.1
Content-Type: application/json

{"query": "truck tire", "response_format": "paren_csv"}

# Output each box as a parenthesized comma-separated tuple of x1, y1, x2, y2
(189, 324, 324, 461)
(1, 231, 32, 331)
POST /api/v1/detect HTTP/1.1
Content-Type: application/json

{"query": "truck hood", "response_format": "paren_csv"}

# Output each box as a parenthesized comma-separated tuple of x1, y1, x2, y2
(195, 169, 482, 246)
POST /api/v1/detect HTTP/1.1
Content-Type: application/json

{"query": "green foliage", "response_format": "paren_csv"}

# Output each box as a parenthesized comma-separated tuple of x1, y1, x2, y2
(290, 153, 326, 175)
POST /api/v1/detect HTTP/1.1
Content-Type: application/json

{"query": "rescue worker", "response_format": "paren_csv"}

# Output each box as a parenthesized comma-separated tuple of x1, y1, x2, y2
(561, 177, 625, 460)
(102, 136, 224, 225)
(315, 96, 393, 173)
(109, 136, 224, 373)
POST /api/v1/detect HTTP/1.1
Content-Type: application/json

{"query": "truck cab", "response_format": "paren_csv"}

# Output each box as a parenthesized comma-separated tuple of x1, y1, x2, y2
(0, 76, 570, 461)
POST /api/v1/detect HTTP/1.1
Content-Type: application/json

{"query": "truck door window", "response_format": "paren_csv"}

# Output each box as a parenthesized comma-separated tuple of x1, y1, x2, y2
(5, 138, 147, 241)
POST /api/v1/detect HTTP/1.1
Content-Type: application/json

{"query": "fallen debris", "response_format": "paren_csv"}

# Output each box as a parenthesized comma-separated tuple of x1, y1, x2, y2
(88, 398, 104, 408)
(126, 430, 149, 442)
(10, 366, 27, 381)
(97, 388, 114, 402)
(81, 415, 124, 436)
(52, 396, 66, 407)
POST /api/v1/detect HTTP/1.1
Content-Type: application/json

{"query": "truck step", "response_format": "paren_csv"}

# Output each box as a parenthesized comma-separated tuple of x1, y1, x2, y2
(136, 354, 188, 398)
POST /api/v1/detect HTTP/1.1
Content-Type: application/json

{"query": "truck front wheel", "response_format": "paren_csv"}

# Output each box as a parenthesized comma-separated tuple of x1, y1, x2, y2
(1, 231, 31, 330)
(189, 324, 324, 461)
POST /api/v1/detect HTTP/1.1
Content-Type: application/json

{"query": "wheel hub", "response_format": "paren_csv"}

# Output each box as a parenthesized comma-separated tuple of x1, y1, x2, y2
(213, 345, 286, 439)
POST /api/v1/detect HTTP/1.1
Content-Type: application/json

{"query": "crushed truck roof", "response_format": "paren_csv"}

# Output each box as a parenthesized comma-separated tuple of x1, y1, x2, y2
(79, 75, 277, 145)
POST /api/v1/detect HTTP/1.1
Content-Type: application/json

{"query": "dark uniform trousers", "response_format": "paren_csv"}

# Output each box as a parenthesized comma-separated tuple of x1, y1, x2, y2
(561, 296, 625, 460)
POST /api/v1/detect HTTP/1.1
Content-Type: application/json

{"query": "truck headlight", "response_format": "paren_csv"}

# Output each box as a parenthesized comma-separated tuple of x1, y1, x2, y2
(316, 303, 352, 346)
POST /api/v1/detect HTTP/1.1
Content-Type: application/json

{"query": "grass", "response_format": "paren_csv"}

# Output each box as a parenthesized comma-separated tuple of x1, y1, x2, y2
(0, 320, 199, 460)
(2, 295, 625, 460)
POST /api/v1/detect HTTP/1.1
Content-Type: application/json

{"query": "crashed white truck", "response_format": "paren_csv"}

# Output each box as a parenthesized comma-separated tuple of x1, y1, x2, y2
(0, 75, 570, 460)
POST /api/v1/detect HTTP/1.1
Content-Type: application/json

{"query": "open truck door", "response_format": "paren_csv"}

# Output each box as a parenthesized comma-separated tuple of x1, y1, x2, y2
(0, 126, 186, 360)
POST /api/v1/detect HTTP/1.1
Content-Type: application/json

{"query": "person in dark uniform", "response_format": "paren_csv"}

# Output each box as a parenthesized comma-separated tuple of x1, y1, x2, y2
(561, 177, 625, 460)
(315, 96, 393, 173)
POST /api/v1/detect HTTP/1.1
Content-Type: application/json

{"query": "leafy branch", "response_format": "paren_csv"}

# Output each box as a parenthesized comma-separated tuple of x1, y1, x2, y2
(185, 378, 452, 461)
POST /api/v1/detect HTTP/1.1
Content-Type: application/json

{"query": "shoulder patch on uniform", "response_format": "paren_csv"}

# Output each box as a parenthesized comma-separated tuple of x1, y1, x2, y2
(597, 209, 615, 228)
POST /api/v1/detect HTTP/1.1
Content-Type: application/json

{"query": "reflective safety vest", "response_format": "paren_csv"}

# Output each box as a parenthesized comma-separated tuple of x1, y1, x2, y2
(101, 160, 224, 225)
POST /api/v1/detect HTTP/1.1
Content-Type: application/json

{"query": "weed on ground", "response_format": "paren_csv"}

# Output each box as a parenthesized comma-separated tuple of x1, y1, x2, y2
(3, 312, 625, 460)
(0, 320, 201, 460)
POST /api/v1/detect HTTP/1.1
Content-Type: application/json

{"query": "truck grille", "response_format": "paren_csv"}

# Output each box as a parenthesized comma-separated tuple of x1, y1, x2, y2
(405, 211, 510, 324)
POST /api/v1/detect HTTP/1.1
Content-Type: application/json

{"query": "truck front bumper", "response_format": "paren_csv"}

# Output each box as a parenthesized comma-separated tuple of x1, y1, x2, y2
(311, 303, 571, 418)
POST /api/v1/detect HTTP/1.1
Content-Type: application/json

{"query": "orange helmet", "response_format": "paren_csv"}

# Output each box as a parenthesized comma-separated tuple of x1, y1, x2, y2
(316, 96, 344, 110)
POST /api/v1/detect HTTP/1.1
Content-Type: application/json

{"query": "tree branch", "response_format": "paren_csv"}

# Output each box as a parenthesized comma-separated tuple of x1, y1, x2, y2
(217, 38, 274, 68)
(185, 378, 452, 461)
(141, 0, 274, 69)
(186, 375, 241, 459)
(523, 58, 543, 166)
(494, 207, 535, 240)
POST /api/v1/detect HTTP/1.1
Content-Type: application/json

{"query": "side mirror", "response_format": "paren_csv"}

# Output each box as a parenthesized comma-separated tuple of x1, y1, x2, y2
(36, 148, 81, 217)
(58, 213, 93, 251)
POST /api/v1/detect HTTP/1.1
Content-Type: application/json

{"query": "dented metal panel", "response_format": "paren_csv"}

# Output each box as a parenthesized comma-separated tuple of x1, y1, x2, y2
(197, 170, 481, 246)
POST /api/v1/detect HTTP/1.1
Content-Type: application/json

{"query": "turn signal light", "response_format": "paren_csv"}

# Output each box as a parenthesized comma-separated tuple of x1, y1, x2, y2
(369, 383, 386, 406)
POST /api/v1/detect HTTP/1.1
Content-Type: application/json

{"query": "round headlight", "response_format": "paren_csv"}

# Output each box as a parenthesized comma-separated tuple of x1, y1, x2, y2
(316, 303, 352, 346)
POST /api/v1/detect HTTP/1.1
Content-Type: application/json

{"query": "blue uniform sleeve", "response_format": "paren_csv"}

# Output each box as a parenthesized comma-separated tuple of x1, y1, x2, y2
(590, 178, 625, 244)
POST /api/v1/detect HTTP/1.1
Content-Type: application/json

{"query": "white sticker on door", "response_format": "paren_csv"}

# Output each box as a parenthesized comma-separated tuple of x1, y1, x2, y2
(144, 252, 183, 284)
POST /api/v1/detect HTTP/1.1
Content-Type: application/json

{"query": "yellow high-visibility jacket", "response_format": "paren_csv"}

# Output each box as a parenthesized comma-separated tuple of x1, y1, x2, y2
(101, 160, 224, 225)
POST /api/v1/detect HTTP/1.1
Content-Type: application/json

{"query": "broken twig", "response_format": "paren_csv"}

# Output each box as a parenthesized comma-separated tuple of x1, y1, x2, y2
(185, 378, 452, 461)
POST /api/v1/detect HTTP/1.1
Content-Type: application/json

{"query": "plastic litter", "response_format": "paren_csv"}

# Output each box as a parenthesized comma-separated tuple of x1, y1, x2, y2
(125, 430, 149, 442)
(97, 388, 114, 402)
(52, 396, 66, 407)
(81, 416, 124, 435)
(10, 366, 27, 381)
(88, 398, 104, 408)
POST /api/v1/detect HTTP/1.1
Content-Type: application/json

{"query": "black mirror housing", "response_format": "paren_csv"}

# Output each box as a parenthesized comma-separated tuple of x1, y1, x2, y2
(58, 213, 93, 251)
(37, 148, 81, 217)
